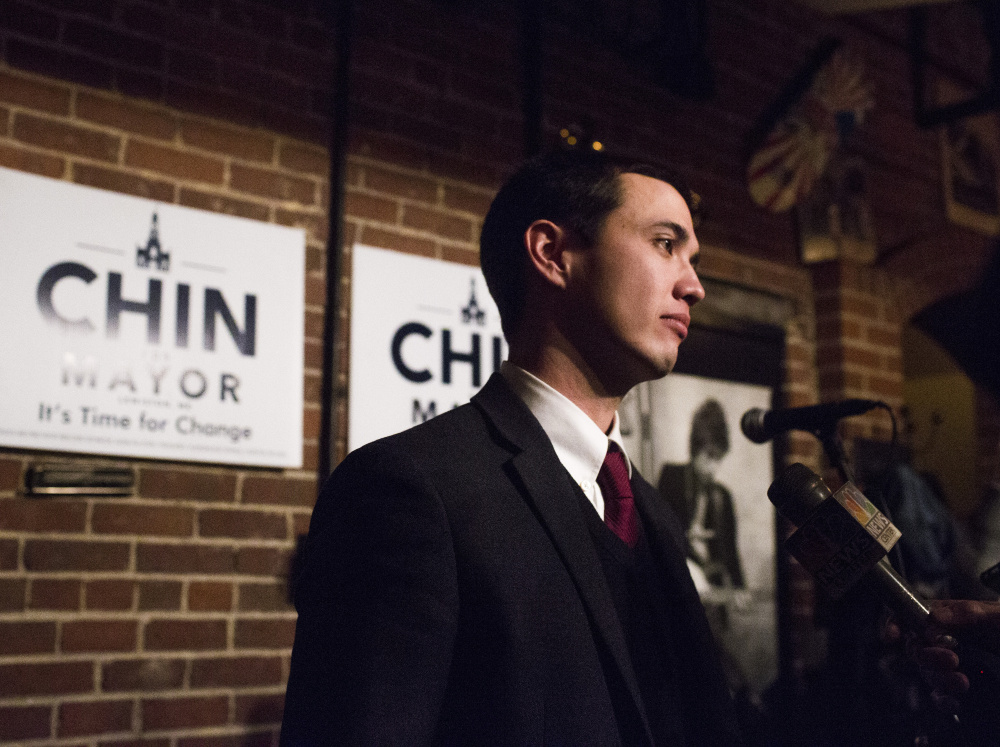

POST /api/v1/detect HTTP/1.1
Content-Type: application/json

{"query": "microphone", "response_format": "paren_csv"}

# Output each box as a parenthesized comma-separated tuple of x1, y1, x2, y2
(770, 464, 1000, 736)
(741, 399, 882, 443)
(768, 463, 927, 628)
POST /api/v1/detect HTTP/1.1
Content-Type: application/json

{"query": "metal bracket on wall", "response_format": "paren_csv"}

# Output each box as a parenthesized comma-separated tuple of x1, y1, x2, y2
(24, 463, 135, 497)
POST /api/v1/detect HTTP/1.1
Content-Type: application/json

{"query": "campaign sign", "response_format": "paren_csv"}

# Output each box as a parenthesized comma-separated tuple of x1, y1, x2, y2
(349, 245, 506, 451)
(0, 167, 305, 468)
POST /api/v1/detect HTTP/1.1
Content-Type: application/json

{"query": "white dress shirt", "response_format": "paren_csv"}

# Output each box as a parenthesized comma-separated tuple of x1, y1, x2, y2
(500, 362, 633, 520)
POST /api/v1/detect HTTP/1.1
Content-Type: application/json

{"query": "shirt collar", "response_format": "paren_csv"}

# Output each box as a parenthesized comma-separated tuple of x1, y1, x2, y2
(500, 362, 633, 486)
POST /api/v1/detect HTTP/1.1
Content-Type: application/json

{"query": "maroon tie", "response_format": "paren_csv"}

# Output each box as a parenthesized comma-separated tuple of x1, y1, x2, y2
(597, 445, 639, 548)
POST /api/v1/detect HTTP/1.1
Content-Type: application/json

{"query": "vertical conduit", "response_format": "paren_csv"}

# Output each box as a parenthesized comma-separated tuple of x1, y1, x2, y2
(521, 0, 544, 158)
(318, 0, 355, 486)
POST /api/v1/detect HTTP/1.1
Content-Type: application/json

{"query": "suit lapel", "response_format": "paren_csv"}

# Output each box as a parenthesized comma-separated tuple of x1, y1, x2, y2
(472, 375, 653, 747)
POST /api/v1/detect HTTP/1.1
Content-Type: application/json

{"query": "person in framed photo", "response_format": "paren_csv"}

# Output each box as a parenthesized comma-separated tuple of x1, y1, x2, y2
(658, 398, 745, 601)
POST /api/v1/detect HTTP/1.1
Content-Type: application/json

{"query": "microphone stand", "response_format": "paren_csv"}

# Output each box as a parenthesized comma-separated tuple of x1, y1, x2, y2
(815, 423, 854, 486)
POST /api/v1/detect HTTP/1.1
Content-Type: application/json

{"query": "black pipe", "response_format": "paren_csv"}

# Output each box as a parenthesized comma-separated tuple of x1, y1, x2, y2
(520, 0, 544, 158)
(318, 0, 354, 486)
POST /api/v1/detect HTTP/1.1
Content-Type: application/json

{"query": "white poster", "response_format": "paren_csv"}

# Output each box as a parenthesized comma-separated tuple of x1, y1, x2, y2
(621, 373, 776, 696)
(349, 245, 506, 451)
(0, 167, 305, 468)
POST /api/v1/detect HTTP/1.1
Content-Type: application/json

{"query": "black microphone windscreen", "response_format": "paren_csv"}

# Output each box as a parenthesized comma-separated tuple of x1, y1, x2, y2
(740, 408, 769, 444)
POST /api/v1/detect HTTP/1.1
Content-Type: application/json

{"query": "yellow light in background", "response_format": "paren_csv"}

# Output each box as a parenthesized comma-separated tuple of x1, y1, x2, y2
(560, 128, 570, 138)
(592, 141, 603, 151)
(567, 136, 577, 145)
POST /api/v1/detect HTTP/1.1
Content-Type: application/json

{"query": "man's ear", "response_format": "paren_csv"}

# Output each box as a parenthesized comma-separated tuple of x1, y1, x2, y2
(524, 220, 572, 289)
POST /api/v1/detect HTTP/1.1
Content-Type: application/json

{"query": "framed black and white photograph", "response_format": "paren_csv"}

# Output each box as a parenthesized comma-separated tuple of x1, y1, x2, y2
(938, 79, 1000, 236)
(621, 319, 785, 699)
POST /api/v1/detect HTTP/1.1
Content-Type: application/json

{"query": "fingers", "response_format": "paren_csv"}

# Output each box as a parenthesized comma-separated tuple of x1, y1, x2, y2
(930, 599, 1000, 629)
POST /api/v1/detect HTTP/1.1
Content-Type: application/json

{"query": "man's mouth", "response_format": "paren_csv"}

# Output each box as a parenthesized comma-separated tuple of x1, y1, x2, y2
(661, 313, 690, 339)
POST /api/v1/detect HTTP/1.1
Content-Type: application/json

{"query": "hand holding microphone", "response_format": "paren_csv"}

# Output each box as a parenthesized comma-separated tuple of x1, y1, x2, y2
(769, 464, 1000, 738)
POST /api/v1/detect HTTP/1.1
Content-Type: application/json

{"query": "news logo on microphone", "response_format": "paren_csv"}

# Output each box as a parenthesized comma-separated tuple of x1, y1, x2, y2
(783, 480, 901, 598)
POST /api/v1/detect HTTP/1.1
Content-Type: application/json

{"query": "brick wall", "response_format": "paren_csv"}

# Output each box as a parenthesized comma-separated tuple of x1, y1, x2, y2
(0, 0, 995, 742)
(0, 61, 325, 742)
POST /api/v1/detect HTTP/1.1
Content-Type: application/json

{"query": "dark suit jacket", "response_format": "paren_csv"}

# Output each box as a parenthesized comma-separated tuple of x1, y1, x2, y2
(281, 374, 742, 746)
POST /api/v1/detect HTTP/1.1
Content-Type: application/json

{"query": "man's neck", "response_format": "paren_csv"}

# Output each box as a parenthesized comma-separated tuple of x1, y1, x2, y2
(508, 346, 621, 433)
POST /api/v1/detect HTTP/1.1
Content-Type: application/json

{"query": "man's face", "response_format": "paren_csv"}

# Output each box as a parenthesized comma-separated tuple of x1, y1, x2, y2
(561, 173, 704, 394)
(692, 449, 724, 482)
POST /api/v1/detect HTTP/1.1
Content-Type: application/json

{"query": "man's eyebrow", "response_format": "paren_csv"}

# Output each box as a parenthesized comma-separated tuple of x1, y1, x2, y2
(651, 221, 690, 243)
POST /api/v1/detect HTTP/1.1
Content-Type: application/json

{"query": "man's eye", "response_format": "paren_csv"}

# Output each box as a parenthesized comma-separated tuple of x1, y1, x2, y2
(656, 238, 674, 252)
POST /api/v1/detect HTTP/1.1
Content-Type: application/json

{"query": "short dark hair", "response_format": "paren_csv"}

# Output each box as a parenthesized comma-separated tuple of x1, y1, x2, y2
(690, 399, 729, 458)
(479, 149, 698, 339)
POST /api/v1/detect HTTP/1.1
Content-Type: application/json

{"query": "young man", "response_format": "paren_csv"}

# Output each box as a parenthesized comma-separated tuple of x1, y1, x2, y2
(281, 151, 743, 745)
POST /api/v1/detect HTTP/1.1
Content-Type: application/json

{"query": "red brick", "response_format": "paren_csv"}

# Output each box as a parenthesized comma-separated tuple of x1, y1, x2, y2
(138, 468, 237, 502)
(304, 338, 322, 369)
(93, 503, 195, 537)
(0, 69, 70, 114)
(102, 658, 185, 692)
(401, 205, 473, 241)
(303, 372, 321, 403)
(76, 92, 177, 139)
(63, 19, 163, 68)
(278, 141, 328, 176)
(303, 408, 320, 440)
(59, 700, 133, 738)
(235, 618, 296, 649)
(364, 165, 438, 203)
(241, 475, 316, 507)
(304, 274, 326, 307)
(0, 457, 22, 491)
(238, 582, 292, 612)
(190, 655, 283, 688)
(199, 508, 287, 540)
(304, 308, 324, 338)
(73, 162, 175, 202)
(86, 579, 135, 610)
(0, 662, 94, 697)
(0, 498, 87, 532)
(139, 580, 183, 611)
(178, 187, 271, 220)
(30, 578, 81, 609)
(305, 245, 324, 273)
(144, 619, 228, 651)
(181, 119, 275, 162)
(441, 244, 479, 267)
(12, 113, 121, 162)
(230, 163, 316, 203)
(62, 619, 138, 653)
(24, 540, 130, 571)
(188, 581, 233, 612)
(276, 207, 328, 242)
(234, 692, 285, 725)
(0, 578, 27, 611)
(842, 344, 882, 370)
(141, 696, 228, 731)
(0, 705, 51, 741)
(177, 733, 272, 747)
(0, 621, 57, 654)
(234, 547, 290, 577)
(137, 542, 235, 574)
(359, 226, 435, 257)
(292, 511, 312, 537)
(126, 140, 225, 183)
(442, 184, 493, 215)
(344, 190, 398, 222)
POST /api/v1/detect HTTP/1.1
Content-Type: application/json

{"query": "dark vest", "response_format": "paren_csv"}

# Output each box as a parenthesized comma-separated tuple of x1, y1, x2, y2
(578, 487, 690, 746)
